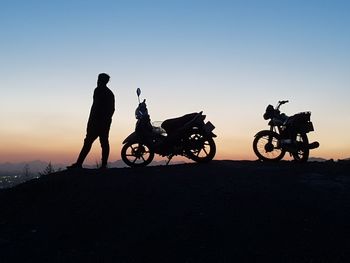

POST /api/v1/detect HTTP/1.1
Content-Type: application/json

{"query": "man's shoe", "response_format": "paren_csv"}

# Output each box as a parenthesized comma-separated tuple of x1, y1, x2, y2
(67, 163, 82, 169)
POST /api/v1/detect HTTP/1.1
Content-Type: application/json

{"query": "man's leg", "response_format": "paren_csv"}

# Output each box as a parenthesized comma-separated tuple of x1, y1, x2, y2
(99, 130, 110, 168)
(75, 133, 98, 166)
(67, 133, 97, 169)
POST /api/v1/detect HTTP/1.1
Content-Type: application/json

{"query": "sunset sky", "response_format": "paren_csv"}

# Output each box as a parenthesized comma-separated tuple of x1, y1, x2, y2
(1, 0, 349, 164)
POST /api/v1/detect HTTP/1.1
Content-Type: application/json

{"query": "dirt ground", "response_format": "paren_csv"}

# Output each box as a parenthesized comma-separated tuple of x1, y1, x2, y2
(1, 160, 350, 262)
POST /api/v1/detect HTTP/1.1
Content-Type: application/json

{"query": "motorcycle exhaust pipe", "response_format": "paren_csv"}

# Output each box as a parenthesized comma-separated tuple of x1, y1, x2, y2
(308, 141, 320, 149)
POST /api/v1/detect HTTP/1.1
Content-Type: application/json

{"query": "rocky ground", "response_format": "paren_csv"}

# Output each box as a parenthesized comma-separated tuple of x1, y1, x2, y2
(1, 160, 350, 262)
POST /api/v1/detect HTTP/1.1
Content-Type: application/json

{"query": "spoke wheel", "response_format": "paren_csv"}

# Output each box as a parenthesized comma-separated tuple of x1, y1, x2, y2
(186, 132, 216, 163)
(121, 141, 154, 167)
(292, 133, 309, 162)
(253, 130, 285, 161)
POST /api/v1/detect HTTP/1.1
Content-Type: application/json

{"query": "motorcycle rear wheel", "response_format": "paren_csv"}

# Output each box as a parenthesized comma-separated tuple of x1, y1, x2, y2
(121, 141, 154, 167)
(292, 133, 309, 162)
(186, 132, 216, 163)
(253, 130, 285, 162)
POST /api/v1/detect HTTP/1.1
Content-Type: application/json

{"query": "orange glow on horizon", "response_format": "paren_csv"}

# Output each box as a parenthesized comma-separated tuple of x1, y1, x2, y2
(1, 133, 345, 164)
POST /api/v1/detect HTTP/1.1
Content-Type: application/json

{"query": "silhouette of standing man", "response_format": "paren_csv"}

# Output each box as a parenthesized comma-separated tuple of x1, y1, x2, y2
(68, 73, 115, 169)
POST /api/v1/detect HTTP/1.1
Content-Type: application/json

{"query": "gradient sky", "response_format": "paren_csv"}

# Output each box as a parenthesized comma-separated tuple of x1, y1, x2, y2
(1, 0, 349, 164)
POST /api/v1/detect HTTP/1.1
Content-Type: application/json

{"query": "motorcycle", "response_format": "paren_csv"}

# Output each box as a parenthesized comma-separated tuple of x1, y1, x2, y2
(253, 100, 319, 162)
(121, 88, 217, 167)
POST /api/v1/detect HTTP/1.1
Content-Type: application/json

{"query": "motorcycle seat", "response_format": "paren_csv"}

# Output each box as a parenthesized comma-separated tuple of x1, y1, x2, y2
(161, 112, 200, 134)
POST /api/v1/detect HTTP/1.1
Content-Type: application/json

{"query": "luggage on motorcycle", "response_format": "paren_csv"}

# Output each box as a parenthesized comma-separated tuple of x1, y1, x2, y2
(287, 112, 314, 133)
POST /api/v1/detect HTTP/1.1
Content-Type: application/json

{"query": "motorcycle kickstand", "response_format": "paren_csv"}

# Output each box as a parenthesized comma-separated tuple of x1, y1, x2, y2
(166, 154, 174, 165)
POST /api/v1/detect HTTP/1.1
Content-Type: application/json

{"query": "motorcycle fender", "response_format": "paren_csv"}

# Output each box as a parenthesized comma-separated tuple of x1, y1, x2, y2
(203, 121, 217, 138)
(254, 130, 272, 137)
(209, 131, 217, 138)
(122, 132, 139, 144)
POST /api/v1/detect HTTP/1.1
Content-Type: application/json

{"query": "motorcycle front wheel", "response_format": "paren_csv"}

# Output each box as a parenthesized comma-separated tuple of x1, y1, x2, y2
(121, 141, 154, 167)
(186, 132, 216, 163)
(253, 130, 285, 162)
(292, 133, 309, 162)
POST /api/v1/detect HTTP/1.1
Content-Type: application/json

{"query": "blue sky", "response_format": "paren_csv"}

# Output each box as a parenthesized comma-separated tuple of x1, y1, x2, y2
(1, 0, 349, 163)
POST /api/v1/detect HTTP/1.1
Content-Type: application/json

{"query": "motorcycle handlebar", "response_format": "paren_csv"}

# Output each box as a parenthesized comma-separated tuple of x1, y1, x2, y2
(276, 100, 289, 110)
(278, 100, 289, 105)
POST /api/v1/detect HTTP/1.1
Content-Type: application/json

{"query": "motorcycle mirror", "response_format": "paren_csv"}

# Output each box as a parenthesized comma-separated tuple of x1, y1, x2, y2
(136, 88, 141, 97)
(136, 88, 141, 104)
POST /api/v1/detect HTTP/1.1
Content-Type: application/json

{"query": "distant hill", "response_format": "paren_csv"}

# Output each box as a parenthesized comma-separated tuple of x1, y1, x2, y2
(0, 160, 65, 174)
(308, 157, 328, 162)
(309, 157, 350, 162)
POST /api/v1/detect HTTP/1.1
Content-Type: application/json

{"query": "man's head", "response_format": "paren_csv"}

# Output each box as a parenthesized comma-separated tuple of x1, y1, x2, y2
(97, 73, 110, 86)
